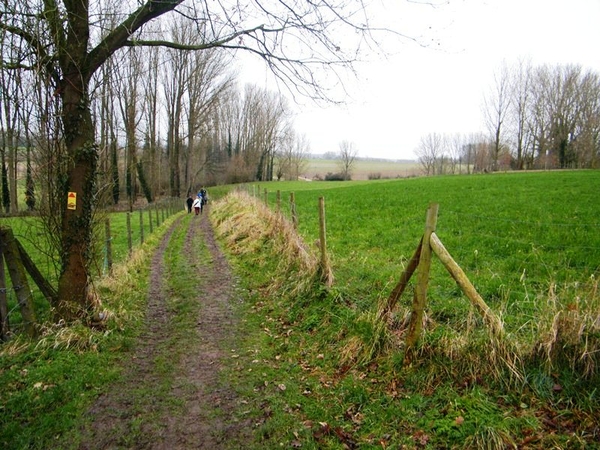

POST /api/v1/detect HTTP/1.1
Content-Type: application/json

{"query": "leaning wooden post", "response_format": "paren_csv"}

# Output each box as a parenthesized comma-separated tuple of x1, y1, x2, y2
(379, 237, 423, 321)
(139, 209, 145, 244)
(15, 240, 57, 306)
(290, 192, 298, 229)
(430, 232, 504, 337)
(318, 196, 333, 287)
(0, 227, 37, 337)
(104, 217, 113, 276)
(0, 251, 9, 341)
(405, 203, 438, 359)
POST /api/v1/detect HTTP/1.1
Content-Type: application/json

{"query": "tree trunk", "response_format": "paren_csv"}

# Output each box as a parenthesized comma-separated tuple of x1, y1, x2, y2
(56, 78, 98, 320)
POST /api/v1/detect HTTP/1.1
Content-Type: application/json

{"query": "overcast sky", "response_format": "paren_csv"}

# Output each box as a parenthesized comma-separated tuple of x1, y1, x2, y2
(238, 0, 600, 160)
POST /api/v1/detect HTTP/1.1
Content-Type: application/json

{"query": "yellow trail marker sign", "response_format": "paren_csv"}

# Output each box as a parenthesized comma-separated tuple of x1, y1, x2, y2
(67, 192, 77, 210)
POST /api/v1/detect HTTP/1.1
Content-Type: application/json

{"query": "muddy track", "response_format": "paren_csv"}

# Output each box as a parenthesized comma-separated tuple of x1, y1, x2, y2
(77, 210, 250, 449)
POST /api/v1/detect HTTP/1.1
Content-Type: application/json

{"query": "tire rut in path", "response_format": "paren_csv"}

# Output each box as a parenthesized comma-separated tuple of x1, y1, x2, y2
(78, 211, 250, 449)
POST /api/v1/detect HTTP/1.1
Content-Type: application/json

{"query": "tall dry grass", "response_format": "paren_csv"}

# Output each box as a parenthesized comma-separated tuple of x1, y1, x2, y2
(211, 190, 321, 296)
(532, 277, 600, 378)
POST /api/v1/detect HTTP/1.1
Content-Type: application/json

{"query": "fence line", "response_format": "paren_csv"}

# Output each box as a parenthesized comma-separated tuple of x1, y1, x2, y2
(244, 184, 599, 326)
(241, 188, 509, 353)
(245, 186, 600, 265)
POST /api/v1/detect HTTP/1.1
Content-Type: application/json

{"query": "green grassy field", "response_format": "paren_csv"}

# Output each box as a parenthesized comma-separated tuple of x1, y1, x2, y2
(215, 170, 600, 448)
(257, 171, 599, 295)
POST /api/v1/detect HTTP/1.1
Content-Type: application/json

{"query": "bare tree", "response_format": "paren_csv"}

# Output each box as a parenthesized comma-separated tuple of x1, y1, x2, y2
(508, 58, 533, 169)
(546, 65, 585, 168)
(415, 133, 443, 176)
(184, 45, 233, 192)
(574, 71, 600, 167)
(483, 62, 511, 171)
(528, 66, 553, 167)
(0, 34, 23, 213)
(141, 44, 163, 198)
(447, 133, 465, 174)
(289, 133, 310, 180)
(338, 140, 358, 180)
(276, 129, 309, 180)
(115, 48, 146, 208)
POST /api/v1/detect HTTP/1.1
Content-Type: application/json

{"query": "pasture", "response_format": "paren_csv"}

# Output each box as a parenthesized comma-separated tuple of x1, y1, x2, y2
(257, 170, 599, 302)
(256, 171, 600, 360)
(213, 169, 600, 448)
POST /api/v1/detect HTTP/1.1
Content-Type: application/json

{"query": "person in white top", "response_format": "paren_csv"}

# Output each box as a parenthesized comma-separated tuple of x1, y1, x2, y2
(192, 196, 202, 215)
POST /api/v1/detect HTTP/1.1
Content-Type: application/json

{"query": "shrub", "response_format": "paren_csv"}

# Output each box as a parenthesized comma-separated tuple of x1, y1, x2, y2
(324, 172, 346, 181)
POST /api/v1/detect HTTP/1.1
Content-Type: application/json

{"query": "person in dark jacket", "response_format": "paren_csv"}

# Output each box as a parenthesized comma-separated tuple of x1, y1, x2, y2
(186, 195, 194, 213)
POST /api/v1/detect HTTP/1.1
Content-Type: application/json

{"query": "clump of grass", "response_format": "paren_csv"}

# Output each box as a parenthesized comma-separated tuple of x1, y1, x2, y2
(339, 310, 394, 367)
(463, 426, 514, 450)
(33, 320, 108, 352)
(532, 276, 600, 378)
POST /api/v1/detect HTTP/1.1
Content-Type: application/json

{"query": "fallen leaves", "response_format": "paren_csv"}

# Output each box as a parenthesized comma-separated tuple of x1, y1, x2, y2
(312, 421, 358, 449)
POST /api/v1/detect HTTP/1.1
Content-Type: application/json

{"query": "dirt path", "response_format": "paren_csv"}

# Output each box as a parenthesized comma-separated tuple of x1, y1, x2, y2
(77, 210, 251, 449)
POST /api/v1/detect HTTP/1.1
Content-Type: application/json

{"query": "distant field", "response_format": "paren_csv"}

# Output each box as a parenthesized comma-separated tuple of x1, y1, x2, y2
(302, 158, 420, 180)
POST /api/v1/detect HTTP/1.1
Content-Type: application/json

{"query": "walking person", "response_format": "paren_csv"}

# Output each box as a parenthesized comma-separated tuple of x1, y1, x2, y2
(200, 188, 208, 208)
(186, 195, 194, 213)
(192, 196, 202, 215)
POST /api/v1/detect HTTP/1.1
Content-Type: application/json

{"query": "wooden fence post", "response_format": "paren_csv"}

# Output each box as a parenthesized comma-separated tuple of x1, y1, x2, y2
(148, 207, 153, 234)
(15, 240, 57, 306)
(318, 196, 333, 287)
(379, 237, 423, 320)
(276, 190, 281, 214)
(139, 209, 145, 244)
(264, 188, 268, 206)
(126, 212, 132, 256)
(430, 232, 504, 337)
(0, 252, 8, 341)
(290, 192, 298, 229)
(155, 204, 160, 227)
(0, 227, 37, 337)
(405, 203, 438, 359)
(104, 217, 113, 275)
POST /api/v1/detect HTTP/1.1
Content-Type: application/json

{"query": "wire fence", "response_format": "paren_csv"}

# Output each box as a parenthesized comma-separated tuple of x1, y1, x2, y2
(244, 184, 600, 301)
(0, 197, 182, 340)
